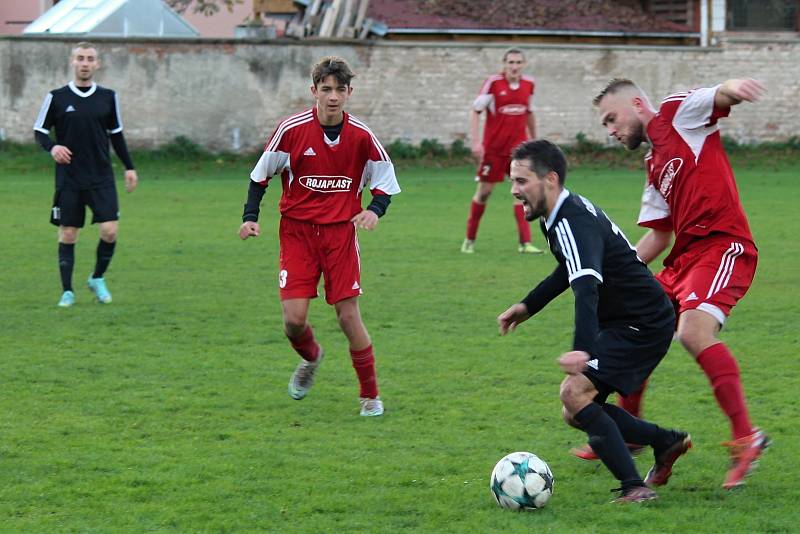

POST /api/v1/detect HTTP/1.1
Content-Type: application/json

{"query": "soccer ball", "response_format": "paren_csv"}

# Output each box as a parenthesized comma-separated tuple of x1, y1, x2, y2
(490, 451, 554, 510)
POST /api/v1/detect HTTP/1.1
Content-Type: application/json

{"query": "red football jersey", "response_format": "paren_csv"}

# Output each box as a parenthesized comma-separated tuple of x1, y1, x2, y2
(474, 74, 535, 156)
(637, 85, 755, 266)
(250, 108, 400, 225)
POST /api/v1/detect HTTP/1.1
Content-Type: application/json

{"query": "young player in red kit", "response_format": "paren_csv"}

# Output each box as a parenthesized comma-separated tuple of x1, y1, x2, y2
(461, 48, 543, 255)
(238, 57, 400, 417)
(580, 78, 769, 489)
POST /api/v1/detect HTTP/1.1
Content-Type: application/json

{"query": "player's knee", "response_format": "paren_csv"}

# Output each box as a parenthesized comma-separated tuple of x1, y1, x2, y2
(561, 405, 581, 429)
(676, 328, 712, 357)
(476, 191, 492, 203)
(59, 228, 78, 243)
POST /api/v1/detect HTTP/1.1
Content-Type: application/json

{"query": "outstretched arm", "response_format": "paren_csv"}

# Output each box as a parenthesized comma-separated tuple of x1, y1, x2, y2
(715, 78, 764, 109)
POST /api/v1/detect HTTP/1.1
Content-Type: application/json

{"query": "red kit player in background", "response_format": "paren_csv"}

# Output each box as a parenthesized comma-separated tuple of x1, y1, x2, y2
(461, 48, 543, 255)
(238, 57, 400, 417)
(585, 78, 769, 489)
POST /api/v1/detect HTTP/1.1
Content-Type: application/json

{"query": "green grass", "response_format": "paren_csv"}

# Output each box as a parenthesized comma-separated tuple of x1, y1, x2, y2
(1, 150, 798, 532)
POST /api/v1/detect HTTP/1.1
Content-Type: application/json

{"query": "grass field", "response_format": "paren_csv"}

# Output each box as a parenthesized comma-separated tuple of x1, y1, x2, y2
(1, 147, 798, 532)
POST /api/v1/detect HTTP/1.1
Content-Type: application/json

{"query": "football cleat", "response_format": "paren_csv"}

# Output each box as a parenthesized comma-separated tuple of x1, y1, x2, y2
(518, 242, 544, 254)
(612, 485, 658, 503)
(460, 239, 475, 254)
(644, 432, 692, 487)
(87, 275, 112, 304)
(570, 442, 645, 461)
(359, 396, 384, 417)
(288, 348, 324, 400)
(722, 428, 771, 489)
(57, 290, 75, 308)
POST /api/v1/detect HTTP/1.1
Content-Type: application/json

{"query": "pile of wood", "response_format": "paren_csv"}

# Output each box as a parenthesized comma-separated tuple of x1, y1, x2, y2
(255, 0, 378, 39)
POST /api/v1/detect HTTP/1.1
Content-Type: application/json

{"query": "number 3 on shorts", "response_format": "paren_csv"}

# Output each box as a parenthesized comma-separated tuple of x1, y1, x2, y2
(279, 269, 288, 289)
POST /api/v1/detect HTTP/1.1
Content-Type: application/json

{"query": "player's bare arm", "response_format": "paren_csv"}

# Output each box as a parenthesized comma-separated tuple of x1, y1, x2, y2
(50, 145, 72, 164)
(557, 350, 590, 375)
(238, 221, 260, 240)
(351, 209, 379, 230)
(469, 109, 484, 160)
(497, 303, 531, 335)
(527, 110, 537, 139)
(715, 78, 764, 109)
(124, 169, 138, 193)
(635, 228, 672, 264)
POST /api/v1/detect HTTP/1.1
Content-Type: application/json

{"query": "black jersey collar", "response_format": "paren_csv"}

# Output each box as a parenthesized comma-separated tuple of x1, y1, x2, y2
(68, 81, 97, 97)
(544, 188, 571, 231)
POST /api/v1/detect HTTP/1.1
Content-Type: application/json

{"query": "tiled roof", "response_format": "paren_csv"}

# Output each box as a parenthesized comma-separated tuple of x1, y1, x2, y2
(369, 0, 693, 33)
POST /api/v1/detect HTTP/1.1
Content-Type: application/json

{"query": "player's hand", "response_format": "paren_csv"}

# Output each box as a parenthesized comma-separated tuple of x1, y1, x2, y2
(124, 170, 138, 193)
(558, 351, 590, 375)
(721, 78, 764, 103)
(497, 303, 530, 335)
(471, 142, 484, 161)
(239, 221, 260, 240)
(51, 145, 72, 164)
(351, 210, 379, 231)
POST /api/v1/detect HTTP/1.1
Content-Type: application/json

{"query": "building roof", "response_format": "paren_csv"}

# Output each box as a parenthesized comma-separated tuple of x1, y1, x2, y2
(369, 0, 693, 36)
(24, 0, 198, 37)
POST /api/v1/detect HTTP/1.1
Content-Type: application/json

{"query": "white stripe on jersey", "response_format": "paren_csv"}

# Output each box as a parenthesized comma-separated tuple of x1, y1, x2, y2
(706, 242, 743, 298)
(478, 74, 504, 95)
(33, 93, 53, 133)
(109, 92, 123, 134)
(349, 116, 390, 161)
(555, 220, 580, 274)
(265, 110, 313, 152)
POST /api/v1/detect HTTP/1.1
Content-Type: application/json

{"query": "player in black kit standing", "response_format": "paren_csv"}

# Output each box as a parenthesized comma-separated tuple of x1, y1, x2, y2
(497, 140, 691, 503)
(34, 42, 138, 307)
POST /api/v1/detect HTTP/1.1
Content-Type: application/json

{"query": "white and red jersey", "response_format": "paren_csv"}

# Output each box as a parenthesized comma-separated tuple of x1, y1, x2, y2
(473, 74, 535, 156)
(250, 107, 400, 224)
(637, 85, 755, 266)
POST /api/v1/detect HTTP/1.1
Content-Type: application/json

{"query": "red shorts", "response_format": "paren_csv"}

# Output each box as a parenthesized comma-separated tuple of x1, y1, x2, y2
(475, 153, 511, 183)
(656, 236, 757, 325)
(278, 217, 362, 305)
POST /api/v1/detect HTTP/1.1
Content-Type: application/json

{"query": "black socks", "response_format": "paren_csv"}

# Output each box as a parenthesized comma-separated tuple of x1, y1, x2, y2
(58, 242, 75, 291)
(574, 402, 644, 490)
(93, 239, 116, 279)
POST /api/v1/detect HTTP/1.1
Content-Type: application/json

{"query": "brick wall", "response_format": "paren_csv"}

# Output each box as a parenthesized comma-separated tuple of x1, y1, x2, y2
(2, 36, 797, 151)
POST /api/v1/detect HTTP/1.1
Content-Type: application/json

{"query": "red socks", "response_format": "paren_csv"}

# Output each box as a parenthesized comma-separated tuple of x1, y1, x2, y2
(697, 343, 753, 439)
(466, 201, 486, 240)
(514, 203, 531, 244)
(287, 325, 320, 362)
(350, 345, 379, 399)
(617, 379, 646, 418)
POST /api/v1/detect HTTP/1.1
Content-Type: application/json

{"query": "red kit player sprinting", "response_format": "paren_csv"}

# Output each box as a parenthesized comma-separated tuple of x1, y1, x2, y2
(461, 48, 544, 255)
(239, 57, 400, 417)
(582, 78, 770, 489)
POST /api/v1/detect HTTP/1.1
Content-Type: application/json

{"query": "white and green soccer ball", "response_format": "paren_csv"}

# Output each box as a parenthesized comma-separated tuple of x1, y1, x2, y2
(490, 451, 554, 511)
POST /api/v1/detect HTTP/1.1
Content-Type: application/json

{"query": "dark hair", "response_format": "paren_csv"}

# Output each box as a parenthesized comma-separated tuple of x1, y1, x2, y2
(511, 139, 567, 185)
(593, 78, 637, 106)
(502, 47, 525, 62)
(311, 56, 355, 87)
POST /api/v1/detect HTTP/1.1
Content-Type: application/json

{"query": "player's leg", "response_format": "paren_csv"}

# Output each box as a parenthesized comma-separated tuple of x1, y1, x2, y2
(57, 225, 79, 307)
(87, 186, 119, 303)
(463, 179, 494, 253)
(334, 297, 382, 416)
(52, 188, 84, 307)
(560, 373, 655, 502)
(321, 222, 382, 416)
(279, 218, 324, 400)
(674, 240, 767, 488)
(284, 297, 324, 400)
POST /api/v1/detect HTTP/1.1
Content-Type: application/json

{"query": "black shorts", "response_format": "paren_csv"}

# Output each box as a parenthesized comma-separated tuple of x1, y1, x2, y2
(583, 322, 675, 399)
(50, 185, 119, 228)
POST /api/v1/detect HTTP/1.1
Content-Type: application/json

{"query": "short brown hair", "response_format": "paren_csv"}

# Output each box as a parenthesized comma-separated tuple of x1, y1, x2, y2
(593, 78, 637, 106)
(311, 56, 355, 87)
(502, 48, 525, 62)
(71, 41, 98, 55)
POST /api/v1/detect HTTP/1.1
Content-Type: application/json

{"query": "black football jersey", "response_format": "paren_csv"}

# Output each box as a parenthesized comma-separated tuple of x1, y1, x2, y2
(34, 82, 123, 190)
(541, 190, 673, 328)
